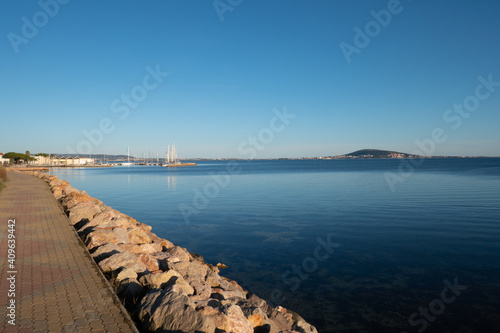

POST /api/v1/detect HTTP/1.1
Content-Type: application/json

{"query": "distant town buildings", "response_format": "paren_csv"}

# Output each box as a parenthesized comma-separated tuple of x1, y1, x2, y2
(32, 156, 95, 166)
(0, 153, 95, 166)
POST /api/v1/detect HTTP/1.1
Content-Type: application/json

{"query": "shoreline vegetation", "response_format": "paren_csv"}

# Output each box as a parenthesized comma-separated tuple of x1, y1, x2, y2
(10, 168, 317, 333)
(0, 165, 7, 191)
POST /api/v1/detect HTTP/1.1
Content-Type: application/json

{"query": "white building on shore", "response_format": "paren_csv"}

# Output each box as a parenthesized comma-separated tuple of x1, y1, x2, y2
(33, 156, 95, 166)
(0, 153, 9, 165)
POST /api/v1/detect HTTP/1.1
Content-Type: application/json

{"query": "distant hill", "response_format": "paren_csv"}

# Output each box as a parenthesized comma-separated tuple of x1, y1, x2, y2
(344, 149, 416, 158)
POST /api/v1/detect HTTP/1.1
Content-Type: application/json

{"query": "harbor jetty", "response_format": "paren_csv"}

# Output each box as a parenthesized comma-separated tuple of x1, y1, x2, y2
(6, 168, 317, 333)
(164, 162, 197, 168)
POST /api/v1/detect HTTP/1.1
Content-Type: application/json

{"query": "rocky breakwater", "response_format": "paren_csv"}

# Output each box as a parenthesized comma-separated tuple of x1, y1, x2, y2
(24, 170, 318, 333)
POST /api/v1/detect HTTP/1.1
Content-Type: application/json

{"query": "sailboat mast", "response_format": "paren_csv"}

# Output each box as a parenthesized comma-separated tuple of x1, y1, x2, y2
(172, 143, 178, 163)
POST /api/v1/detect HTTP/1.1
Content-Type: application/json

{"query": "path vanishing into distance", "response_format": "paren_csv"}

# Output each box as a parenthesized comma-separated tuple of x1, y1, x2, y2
(0, 171, 138, 333)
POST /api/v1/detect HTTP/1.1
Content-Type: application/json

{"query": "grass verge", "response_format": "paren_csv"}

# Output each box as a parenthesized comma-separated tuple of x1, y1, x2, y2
(0, 165, 7, 192)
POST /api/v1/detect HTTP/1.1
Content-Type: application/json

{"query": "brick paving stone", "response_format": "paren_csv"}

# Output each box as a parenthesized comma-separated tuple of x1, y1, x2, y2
(18, 329, 34, 333)
(0, 172, 138, 333)
(77, 328, 93, 333)
(32, 320, 48, 330)
(16, 328, 34, 333)
(47, 322, 63, 332)
(18, 319, 34, 328)
(45, 315, 60, 324)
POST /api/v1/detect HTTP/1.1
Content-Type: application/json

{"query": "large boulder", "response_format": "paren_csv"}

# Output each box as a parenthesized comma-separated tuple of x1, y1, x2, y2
(139, 270, 194, 296)
(140, 270, 183, 290)
(266, 307, 293, 332)
(286, 309, 318, 333)
(127, 227, 153, 245)
(60, 191, 101, 210)
(60, 185, 79, 199)
(116, 278, 146, 311)
(211, 287, 247, 302)
(189, 279, 212, 300)
(138, 252, 160, 272)
(153, 237, 175, 250)
(167, 261, 210, 285)
(82, 207, 121, 229)
(119, 243, 162, 255)
(217, 277, 246, 293)
(98, 251, 147, 274)
(115, 268, 138, 284)
(164, 274, 195, 296)
(238, 299, 279, 333)
(223, 304, 254, 333)
(90, 243, 124, 263)
(195, 300, 229, 332)
(292, 319, 318, 333)
(67, 201, 102, 226)
(154, 246, 193, 270)
(137, 290, 216, 333)
(85, 228, 130, 251)
(50, 180, 73, 199)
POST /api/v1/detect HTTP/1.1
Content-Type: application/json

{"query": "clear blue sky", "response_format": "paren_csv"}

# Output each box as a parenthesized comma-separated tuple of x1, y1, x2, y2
(1, 0, 499, 158)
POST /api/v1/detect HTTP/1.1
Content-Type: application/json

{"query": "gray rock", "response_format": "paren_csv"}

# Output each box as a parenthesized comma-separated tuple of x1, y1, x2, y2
(164, 275, 195, 297)
(116, 278, 146, 312)
(267, 308, 293, 332)
(98, 251, 147, 274)
(217, 276, 245, 291)
(292, 319, 318, 333)
(155, 246, 192, 269)
(246, 293, 270, 312)
(238, 299, 279, 333)
(137, 290, 216, 333)
(211, 287, 247, 301)
(90, 243, 124, 263)
(139, 270, 192, 294)
(85, 228, 130, 251)
(115, 268, 138, 284)
(68, 202, 101, 225)
(222, 304, 254, 333)
(167, 260, 210, 286)
(127, 227, 153, 245)
(119, 243, 162, 255)
(189, 279, 212, 300)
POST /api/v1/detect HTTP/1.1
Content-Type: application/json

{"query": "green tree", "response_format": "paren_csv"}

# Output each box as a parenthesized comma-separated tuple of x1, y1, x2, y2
(3, 152, 36, 164)
(25, 150, 30, 156)
(35, 153, 49, 157)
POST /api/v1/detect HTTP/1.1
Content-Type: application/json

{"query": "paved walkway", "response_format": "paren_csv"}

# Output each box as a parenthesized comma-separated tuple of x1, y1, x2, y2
(0, 171, 138, 333)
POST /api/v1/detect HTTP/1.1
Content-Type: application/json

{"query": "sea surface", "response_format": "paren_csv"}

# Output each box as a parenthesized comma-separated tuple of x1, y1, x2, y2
(50, 158, 500, 333)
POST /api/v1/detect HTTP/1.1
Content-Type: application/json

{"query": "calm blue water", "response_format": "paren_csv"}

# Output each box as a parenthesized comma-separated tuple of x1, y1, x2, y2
(51, 159, 500, 333)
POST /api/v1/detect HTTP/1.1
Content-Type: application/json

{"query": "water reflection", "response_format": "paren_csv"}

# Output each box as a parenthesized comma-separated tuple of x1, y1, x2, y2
(166, 175, 177, 191)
